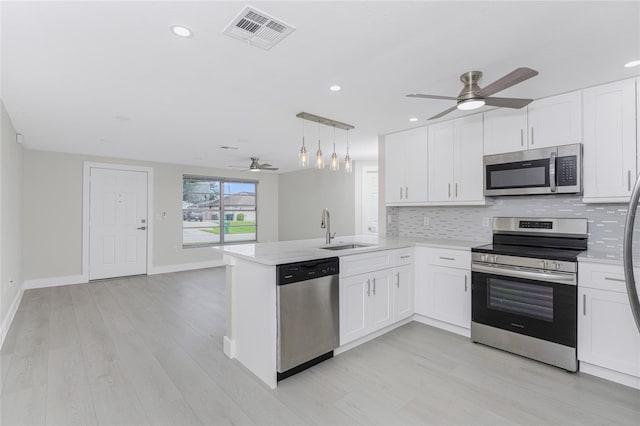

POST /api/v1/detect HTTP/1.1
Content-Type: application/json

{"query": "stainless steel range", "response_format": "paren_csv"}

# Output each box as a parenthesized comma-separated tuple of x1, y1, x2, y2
(471, 217, 588, 372)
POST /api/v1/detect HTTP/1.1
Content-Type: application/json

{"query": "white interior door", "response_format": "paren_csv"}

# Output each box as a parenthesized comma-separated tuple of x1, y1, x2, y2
(89, 167, 148, 280)
(362, 167, 379, 235)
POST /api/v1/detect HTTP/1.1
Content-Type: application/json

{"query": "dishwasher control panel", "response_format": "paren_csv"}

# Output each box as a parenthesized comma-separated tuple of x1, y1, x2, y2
(277, 257, 339, 285)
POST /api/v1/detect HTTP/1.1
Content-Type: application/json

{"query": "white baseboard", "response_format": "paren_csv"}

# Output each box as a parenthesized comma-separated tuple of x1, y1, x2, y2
(223, 336, 236, 358)
(335, 317, 413, 355)
(580, 362, 640, 390)
(1, 286, 24, 349)
(23, 274, 88, 290)
(413, 314, 471, 338)
(149, 260, 225, 275)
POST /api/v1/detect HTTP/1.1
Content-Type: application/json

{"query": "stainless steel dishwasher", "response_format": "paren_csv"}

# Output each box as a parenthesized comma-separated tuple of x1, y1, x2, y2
(276, 257, 339, 381)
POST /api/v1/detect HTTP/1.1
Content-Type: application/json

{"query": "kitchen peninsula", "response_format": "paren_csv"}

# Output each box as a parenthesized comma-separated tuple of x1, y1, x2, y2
(216, 235, 477, 388)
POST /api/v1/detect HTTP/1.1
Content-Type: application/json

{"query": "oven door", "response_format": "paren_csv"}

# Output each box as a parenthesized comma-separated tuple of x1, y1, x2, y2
(471, 263, 576, 348)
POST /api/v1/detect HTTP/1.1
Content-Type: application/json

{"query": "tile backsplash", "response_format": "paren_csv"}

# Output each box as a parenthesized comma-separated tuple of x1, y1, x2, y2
(386, 195, 633, 253)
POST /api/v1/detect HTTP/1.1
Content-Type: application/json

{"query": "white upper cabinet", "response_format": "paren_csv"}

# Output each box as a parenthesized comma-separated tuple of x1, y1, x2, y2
(527, 91, 582, 149)
(583, 78, 637, 202)
(427, 121, 455, 202)
(483, 108, 528, 155)
(428, 114, 484, 203)
(454, 114, 484, 202)
(384, 127, 428, 204)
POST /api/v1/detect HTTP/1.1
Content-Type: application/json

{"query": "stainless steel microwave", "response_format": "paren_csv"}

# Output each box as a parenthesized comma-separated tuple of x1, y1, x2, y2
(483, 144, 582, 196)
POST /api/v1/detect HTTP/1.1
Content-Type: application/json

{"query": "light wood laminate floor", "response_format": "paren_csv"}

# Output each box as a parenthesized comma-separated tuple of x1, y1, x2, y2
(1, 268, 639, 425)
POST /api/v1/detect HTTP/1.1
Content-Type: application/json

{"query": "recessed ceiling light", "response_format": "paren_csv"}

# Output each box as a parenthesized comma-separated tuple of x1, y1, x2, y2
(171, 25, 193, 38)
(409, 117, 418, 122)
(624, 59, 640, 68)
(329, 85, 342, 92)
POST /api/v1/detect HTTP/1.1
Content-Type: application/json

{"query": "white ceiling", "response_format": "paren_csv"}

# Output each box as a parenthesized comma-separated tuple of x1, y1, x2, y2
(2, 1, 639, 173)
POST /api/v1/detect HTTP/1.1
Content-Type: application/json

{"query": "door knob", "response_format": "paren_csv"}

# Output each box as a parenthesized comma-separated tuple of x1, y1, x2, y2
(137, 226, 146, 230)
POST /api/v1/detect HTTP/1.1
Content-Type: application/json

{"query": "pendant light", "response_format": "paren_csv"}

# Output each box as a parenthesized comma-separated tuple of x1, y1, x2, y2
(298, 119, 308, 168)
(330, 124, 339, 171)
(315, 122, 324, 169)
(344, 129, 352, 173)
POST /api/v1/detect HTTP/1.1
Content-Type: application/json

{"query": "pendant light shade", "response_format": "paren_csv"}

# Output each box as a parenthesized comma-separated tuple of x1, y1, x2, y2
(330, 125, 339, 171)
(315, 122, 324, 169)
(344, 129, 352, 173)
(298, 120, 308, 167)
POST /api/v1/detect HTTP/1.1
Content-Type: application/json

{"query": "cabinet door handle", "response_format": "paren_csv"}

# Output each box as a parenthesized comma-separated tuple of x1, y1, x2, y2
(520, 129, 524, 146)
(406, 186, 408, 199)
(531, 127, 534, 145)
(400, 255, 411, 259)
(366, 279, 371, 296)
(464, 275, 468, 292)
(604, 277, 625, 282)
(400, 187, 403, 200)
(455, 183, 458, 198)
(396, 272, 400, 288)
(583, 294, 586, 316)
(439, 256, 455, 261)
(448, 183, 451, 198)
(628, 170, 632, 191)
(372, 278, 376, 295)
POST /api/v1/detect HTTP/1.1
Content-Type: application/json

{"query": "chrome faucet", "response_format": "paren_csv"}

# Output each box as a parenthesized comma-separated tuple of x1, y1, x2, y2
(321, 208, 336, 244)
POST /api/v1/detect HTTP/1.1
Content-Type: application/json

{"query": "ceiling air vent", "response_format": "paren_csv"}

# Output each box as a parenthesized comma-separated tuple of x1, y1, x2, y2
(223, 5, 295, 50)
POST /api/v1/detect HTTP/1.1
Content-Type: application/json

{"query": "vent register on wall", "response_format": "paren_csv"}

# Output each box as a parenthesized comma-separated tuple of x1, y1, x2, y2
(223, 5, 296, 50)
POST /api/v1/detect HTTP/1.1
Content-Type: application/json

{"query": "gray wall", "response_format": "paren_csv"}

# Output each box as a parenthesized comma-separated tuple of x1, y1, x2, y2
(387, 195, 629, 253)
(22, 150, 279, 281)
(1, 103, 24, 329)
(278, 167, 356, 241)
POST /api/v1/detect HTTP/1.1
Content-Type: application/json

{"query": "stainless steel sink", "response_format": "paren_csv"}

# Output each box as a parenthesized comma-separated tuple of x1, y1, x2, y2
(321, 243, 375, 251)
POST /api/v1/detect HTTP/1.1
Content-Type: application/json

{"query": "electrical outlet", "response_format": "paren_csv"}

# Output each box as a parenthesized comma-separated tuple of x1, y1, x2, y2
(423, 216, 430, 226)
(482, 217, 490, 227)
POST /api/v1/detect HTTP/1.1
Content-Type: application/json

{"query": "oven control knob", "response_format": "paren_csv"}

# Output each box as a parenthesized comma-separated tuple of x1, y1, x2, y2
(539, 260, 546, 268)
(552, 262, 560, 270)
(491, 255, 499, 263)
(481, 254, 488, 262)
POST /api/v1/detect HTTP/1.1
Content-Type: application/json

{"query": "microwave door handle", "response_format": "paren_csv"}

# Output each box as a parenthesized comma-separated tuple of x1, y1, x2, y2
(549, 152, 557, 192)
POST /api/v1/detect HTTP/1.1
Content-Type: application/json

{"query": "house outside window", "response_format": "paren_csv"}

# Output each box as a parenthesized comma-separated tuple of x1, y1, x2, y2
(182, 175, 257, 247)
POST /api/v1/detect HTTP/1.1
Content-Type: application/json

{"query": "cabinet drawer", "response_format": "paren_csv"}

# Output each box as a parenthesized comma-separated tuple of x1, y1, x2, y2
(394, 248, 414, 266)
(579, 262, 640, 294)
(340, 250, 394, 277)
(428, 248, 471, 270)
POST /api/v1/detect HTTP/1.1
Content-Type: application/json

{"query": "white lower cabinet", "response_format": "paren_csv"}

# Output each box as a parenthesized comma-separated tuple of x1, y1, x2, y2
(414, 246, 471, 332)
(578, 261, 640, 388)
(393, 264, 414, 321)
(428, 265, 471, 328)
(340, 249, 414, 345)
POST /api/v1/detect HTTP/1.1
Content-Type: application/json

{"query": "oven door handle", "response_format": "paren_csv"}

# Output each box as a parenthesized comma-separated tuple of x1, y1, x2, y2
(472, 263, 576, 286)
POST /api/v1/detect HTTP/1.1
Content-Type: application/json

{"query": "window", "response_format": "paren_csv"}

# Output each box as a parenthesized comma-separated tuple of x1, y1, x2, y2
(182, 175, 257, 246)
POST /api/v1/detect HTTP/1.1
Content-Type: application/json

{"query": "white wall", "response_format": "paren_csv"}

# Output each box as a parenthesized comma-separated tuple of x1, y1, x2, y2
(1, 102, 24, 341)
(22, 150, 279, 281)
(278, 166, 356, 241)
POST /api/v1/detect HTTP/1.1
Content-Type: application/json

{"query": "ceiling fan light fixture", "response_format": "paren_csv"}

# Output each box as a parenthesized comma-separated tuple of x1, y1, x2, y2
(249, 158, 261, 172)
(457, 98, 485, 111)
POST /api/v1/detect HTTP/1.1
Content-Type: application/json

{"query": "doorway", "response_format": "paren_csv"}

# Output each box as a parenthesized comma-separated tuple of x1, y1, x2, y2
(83, 163, 153, 280)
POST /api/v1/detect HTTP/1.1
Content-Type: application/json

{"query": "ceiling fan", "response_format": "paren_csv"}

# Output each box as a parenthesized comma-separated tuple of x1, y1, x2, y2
(248, 157, 279, 172)
(407, 67, 539, 120)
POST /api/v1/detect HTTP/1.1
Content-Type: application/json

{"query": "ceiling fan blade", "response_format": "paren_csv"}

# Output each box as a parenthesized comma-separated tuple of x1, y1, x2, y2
(260, 163, 272, 168)
(407, 93, 458, 101)
(260, 167, 279, 171)
(484, 97, 533, 109)
(428, 105, 458, 120)
(476, 67, 539, 97)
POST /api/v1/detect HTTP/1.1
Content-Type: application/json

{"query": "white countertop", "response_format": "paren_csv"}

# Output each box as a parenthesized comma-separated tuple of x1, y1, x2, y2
(214, 235, 482, 266)
(578, 249, 625, 266)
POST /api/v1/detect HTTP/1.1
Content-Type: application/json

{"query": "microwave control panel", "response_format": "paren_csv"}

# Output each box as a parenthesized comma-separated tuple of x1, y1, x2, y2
(556, 156, 577, 186)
